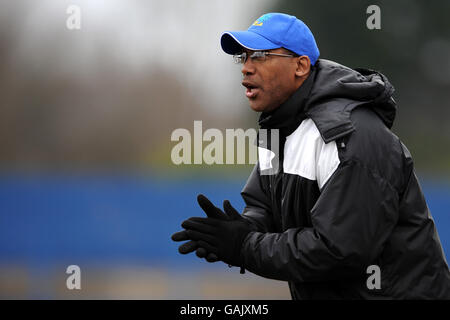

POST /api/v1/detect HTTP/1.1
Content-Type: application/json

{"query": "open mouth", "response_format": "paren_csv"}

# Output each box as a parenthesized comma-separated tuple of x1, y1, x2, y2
(242, 81, 260, 99)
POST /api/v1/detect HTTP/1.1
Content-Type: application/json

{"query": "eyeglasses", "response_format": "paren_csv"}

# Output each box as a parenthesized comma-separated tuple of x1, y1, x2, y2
(233, 51, 297, 64)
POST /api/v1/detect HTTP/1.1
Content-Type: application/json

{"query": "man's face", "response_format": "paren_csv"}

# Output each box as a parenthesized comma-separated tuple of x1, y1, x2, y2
(240, 48, 303, 112)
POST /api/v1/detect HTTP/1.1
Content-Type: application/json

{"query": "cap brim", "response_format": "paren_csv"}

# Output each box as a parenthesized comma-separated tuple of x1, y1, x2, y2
(221, 31, 280, 55)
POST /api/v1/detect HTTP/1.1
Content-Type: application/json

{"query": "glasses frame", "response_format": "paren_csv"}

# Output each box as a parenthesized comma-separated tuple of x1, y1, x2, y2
(233, 50, 297, 64)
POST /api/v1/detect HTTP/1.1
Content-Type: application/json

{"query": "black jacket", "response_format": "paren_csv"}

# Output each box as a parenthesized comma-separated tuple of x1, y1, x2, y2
(239, 59, 450, 299)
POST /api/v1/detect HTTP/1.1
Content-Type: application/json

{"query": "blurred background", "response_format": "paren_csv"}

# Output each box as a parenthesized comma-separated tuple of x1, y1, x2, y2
(0, 0, 449, 299)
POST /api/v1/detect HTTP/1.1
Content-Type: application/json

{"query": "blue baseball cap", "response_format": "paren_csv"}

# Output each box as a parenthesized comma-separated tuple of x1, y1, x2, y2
(221, 13, 320, 65)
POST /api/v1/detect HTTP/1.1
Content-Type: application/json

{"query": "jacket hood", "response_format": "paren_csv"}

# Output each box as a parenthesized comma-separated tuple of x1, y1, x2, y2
(259, 59, 397, 143)
(306, 59, 396, 142)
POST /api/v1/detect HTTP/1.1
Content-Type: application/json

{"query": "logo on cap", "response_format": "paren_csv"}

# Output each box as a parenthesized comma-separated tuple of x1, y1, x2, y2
(252, 13, 272, 27)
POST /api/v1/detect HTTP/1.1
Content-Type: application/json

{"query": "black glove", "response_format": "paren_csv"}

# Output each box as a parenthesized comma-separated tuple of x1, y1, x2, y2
(171, 194, 229, 262)
(181, 199, 255, 269)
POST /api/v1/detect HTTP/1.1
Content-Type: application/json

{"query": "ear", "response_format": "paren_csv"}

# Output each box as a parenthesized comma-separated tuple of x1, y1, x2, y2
(295, 55, 311, 78)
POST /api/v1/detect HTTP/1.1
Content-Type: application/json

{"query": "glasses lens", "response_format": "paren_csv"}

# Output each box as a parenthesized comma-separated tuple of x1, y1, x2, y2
(250, 51, 266, 62)
(233, 52, 246, 64)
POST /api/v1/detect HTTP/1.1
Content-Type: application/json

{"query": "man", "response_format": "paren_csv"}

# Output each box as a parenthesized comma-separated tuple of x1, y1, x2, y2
(172, 13, 450, 299)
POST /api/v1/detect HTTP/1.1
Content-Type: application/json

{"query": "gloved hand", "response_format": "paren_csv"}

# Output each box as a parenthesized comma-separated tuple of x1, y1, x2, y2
(181, 199, 255, 268)
(171, 194, 229, 262)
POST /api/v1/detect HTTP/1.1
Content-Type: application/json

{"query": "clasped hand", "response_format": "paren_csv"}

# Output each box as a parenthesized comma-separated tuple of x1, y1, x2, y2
(171, 194, 255, 268)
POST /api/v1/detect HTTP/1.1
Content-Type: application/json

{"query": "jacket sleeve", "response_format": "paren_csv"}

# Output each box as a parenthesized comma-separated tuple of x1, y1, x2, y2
(240, 163, 275, 233)
(240, 159, 399, 282)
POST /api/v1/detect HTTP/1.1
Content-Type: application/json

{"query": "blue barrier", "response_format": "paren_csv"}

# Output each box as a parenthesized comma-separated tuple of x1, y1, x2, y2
(0, 173, 448, 268)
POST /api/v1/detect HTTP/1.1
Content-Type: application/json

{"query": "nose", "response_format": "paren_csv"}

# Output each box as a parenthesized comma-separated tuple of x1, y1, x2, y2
(241, 57, 255, 76)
